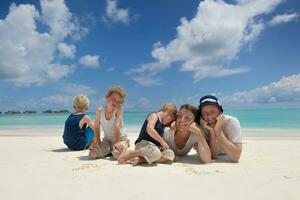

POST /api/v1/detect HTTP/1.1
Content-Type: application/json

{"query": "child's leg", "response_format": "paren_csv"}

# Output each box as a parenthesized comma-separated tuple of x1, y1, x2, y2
(132, 157, 146, 166)
(118, 140, 162, 165)
(89, 140, 111, 159)
(131, 142, 146, 165)
(137, 141, 162, 164)
(155, 149, 175, 164)
(111, 139, 130, 159)
(117, 150, 143, 164)
(118, 140, 161, 165)
(84, 126, 94, 149)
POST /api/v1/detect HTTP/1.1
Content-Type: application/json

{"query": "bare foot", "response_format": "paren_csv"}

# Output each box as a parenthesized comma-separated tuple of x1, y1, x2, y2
(117, 150, 133, 164)
(88, 150, 98, 159)
(131, 157, 145, 166)
(112, 151, 121, 159)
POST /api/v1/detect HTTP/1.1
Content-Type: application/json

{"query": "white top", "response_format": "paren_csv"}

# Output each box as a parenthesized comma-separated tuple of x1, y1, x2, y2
(221, 114, 242, 144)
(163, 127, 198, 156)
(204, 114, 242, 154)
(100, 107, 127, 142)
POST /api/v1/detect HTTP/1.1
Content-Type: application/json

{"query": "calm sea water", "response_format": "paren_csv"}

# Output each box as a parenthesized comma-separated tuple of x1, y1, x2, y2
(0, 109, 300, 129)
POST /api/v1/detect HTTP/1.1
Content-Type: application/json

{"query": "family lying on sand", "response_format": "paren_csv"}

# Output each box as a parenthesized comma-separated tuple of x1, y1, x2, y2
(63, 86, 242, 165)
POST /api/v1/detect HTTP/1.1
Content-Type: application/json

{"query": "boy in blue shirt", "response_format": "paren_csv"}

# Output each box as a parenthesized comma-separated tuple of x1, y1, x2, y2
(63, 95, 95, 150)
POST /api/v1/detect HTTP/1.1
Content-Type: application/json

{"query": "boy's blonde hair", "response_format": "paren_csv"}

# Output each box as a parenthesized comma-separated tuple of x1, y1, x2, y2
(106, 85, 127, 104)
(160, 103, 177, 116)
(73, 95, 89, 112)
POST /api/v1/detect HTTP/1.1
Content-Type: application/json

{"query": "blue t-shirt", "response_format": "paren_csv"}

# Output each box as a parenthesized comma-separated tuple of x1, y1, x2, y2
(135, 113, 165, 147)
(63, 113, 87, 150)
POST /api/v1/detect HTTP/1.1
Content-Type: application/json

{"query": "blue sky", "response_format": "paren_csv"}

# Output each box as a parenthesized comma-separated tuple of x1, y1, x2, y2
(0, 0, 299, 112)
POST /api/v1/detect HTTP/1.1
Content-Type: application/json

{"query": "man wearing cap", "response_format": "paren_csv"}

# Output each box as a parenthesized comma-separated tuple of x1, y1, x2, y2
(197, 95, 242, 162)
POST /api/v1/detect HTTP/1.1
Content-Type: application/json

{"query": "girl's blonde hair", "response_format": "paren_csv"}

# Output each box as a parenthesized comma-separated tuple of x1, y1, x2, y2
(73, 95, 89, 112)
(106, 85, 127, 104)
(160, 103, 177, 116)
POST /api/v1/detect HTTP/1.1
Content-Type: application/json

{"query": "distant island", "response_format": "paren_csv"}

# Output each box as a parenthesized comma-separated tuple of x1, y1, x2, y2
(23, 110, 37, 114)
(2, 109, 70, 114)
(4, 110, 21, 114)
(42, 109, 70, 114)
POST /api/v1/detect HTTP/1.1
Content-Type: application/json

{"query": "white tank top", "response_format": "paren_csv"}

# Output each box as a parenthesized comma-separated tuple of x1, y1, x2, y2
(100, 107, 127, 141)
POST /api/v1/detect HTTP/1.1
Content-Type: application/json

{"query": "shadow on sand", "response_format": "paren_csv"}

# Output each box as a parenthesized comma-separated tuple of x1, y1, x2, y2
(51, 148, 71, 153)
(77, 153, 113, 161)
(77, 155, 91, 161)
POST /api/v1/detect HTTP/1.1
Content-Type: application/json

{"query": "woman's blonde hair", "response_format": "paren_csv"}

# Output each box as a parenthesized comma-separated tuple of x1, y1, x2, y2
(73, 95, 89, 112)
(106, 85, 127, 104)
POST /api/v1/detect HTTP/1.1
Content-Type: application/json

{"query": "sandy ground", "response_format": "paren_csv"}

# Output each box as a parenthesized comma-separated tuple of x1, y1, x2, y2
(0, 128, 300, 200)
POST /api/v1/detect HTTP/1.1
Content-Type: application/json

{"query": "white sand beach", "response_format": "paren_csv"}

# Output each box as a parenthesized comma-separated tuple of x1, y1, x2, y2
(0, 127, 300, 200)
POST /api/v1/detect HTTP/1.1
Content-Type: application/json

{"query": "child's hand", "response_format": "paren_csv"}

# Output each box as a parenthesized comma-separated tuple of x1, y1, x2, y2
(160, 140, 169, 150)
(170, 121, 176, 132)
(91, 138, 100, 147)
(113, 142, 125, 153)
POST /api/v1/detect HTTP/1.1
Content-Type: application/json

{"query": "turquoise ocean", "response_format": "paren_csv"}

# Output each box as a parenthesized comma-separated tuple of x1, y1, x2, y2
(1, 109, 300, 130)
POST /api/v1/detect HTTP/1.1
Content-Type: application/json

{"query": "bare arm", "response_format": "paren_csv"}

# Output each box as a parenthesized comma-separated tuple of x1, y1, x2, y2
(214, 115, 242, 162)
(200, 119, 220, 159)
(92, 108, 101, 144)
(214, 130, 242, 162)
(113, 106, 122, 144)
(79, 116, 95, 130)
(146, 113, 169, 149)
(189, 123, 211, 163)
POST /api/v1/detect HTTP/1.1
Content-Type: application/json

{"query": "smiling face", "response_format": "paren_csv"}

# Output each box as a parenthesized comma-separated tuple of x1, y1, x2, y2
(106, 92, 123, 109)
(201, 105, 221, 126)
(175, 108, 195, 132)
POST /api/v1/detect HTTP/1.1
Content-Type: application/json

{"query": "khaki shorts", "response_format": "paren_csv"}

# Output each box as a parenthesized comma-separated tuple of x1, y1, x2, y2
(135, 140, 174, 164)
(90, 138, 130, 159)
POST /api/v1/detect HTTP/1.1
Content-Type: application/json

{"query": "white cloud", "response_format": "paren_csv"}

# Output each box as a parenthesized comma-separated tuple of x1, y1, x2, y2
(106, 66, 116, 72)
(0, 0, 87, 86)
(103, 0, 134, 25)
(40, 83, 96, 110)
(129, 0, 283, 86)
(62, 83, 96, 96)
(45, 63, 75, 81)
(79, 55, 100, 68)
(41, 94, 71, 107)
(40, 0, 86, 41)
(124, 97, 154, 111)
(0, 82, 97, 111)
(132, 76, 162, 87)
(57, 43, 76, 58)
(222, 73, 300, 107)
(185, 94, 201, 105)
(137, 97, 152, 109)
(5, 93, 96, 111)
(269, 13, 299, 26)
